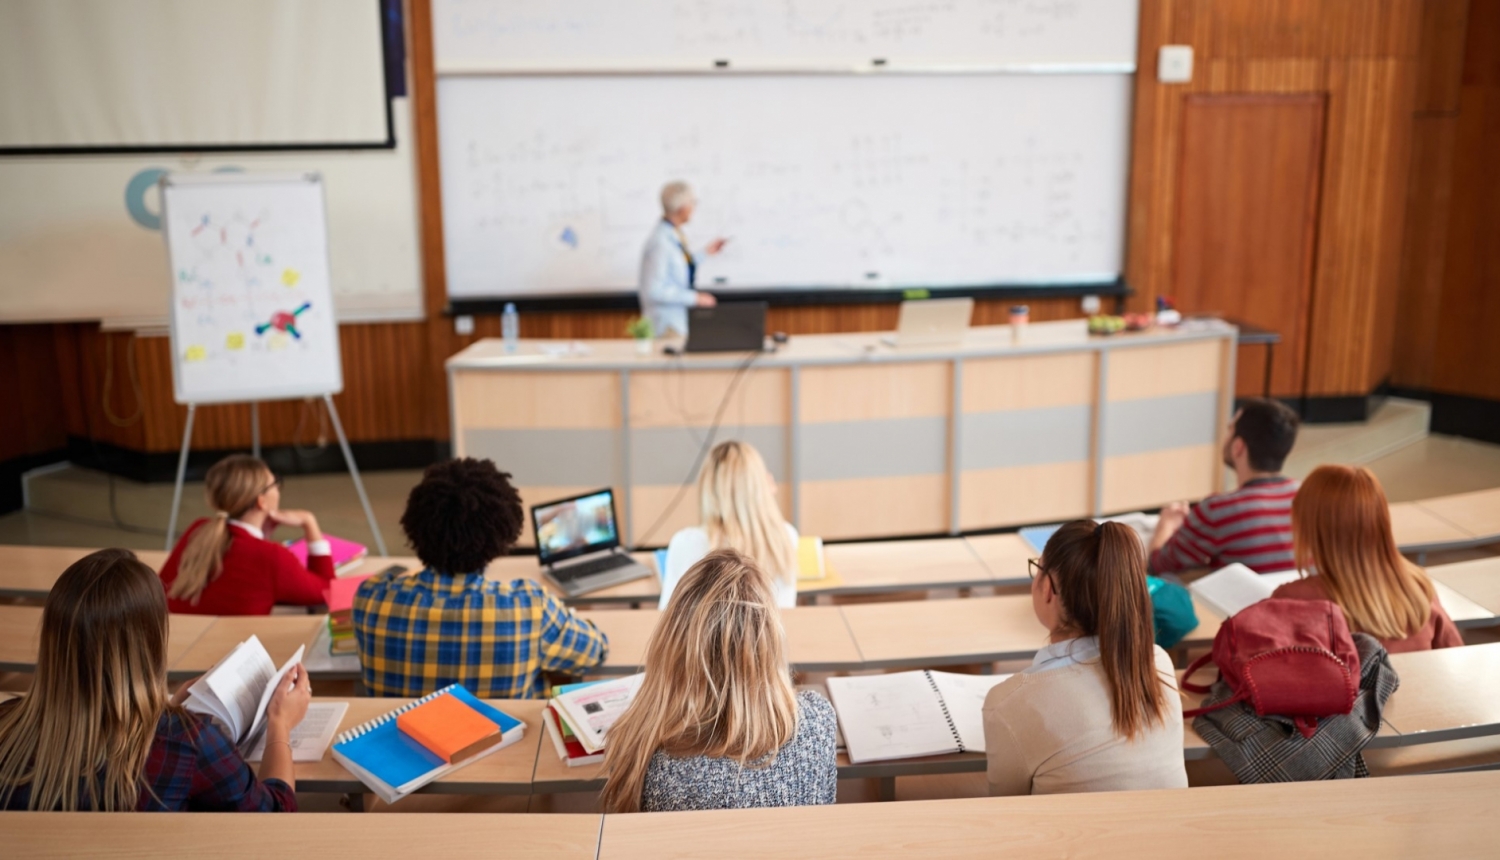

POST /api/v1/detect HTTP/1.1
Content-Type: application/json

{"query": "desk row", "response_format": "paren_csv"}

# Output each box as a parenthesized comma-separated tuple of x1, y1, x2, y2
(8, 768, 1498, 859)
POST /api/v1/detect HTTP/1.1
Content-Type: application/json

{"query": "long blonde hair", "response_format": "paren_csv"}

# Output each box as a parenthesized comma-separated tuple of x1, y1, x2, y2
(1293, 465, 1436, 641)
(601, 550, 798, 813)
(0, 549, 173, 810)
(170, 454, 272, 603)
(699, 441, 796, 589)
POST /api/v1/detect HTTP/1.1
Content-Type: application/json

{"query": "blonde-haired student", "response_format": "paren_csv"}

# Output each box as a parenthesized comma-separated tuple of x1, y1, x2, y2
(0, 549, 307, 811)
(984, 521, 1187, 796)
(1275, 465, 1461, 653)
(158, 454, 334, 615)
(659, 440, 798, 610)
(602, 550, 837, 813)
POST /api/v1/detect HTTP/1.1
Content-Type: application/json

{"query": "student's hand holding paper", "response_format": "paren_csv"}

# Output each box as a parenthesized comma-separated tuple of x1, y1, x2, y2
(266, 663, 312, 734)
(1149, 501, 1190, 552)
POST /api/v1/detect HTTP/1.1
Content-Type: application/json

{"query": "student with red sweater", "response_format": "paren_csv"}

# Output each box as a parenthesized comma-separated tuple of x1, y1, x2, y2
(158, 455, 334, 615)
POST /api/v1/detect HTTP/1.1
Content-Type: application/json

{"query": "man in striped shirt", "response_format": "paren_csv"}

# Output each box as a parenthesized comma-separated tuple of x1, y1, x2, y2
(1149, 398, 1301, 574)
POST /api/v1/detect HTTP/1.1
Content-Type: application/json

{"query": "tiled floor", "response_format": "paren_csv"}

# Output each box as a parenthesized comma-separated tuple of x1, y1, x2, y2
(4, 422, 1500, 551)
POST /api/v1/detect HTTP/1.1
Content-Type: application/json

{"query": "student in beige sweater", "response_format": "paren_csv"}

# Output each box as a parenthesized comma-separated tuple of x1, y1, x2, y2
(983, 520, 1188, 796)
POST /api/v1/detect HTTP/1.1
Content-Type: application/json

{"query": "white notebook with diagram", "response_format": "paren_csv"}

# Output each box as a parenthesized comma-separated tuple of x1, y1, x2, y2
(826, 670, 1012, 764)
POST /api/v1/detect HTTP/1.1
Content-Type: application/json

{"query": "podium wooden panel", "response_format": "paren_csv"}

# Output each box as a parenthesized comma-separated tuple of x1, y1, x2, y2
(448, 321, 1238, 544)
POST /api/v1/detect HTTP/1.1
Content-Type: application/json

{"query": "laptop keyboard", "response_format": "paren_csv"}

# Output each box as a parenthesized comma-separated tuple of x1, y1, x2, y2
(556, 553, 630, 580)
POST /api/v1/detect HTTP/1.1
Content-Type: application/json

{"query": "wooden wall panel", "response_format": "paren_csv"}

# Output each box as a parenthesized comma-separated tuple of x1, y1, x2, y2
(1428, 65, 1500, 397)
(1391, 0, 1500, 402)
(1415, 0, 1473, 112)
(0, 325, 69, 461)
(1171, 95, 1324, 398)
(1391, 115, 1458, 390)
(1130, 0, 1423, 401)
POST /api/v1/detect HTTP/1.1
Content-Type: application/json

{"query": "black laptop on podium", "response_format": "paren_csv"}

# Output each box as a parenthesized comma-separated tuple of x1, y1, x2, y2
(684, 302, 767, 353)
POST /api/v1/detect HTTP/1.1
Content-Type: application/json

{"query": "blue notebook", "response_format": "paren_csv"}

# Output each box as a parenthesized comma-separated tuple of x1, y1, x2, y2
(1019, 524, 1062, 554)
(331, 684, 524, 804)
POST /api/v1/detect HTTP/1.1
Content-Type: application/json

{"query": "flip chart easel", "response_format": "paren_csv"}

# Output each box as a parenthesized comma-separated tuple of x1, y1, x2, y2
(159, 172, 387, 555)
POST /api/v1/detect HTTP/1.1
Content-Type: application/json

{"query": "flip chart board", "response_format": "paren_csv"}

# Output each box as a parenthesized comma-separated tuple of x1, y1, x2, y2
(162, 173, 342, 404)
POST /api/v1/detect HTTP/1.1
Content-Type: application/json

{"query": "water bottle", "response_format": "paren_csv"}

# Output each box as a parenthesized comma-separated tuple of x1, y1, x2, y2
(502, 302, 519, 353)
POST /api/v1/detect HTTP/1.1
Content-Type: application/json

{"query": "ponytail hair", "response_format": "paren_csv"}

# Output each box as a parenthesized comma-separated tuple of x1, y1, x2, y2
(1041, 520, 1168, 740)
(168, 455, 272, 604)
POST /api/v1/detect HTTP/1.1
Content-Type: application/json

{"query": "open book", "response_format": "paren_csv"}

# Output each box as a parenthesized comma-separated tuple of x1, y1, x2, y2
(826, 671, 1012, 764)
(183, 635, 303, 756)
(1192, 562, 1492, 623)
(551, 673, 644, 754)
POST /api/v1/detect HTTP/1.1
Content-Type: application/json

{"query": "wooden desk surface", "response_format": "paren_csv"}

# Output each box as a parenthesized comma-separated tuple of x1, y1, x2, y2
(8, 811, 603, 859)
(1389, 501, 1480, 548)
(168, 614, 325, 676)
(1427, 556, 1500, 614)
(839, 594, 1047, 668)
(1415, 487, 1500, 542)
(597, 770, 1499, 860)
(962, 533, 1034, 583)
(0, 545, 168, 598)
(585, 604, 863, 673)
(820, 538, 994, 592)
(296, 698, 546, 795)
(841, 595, 1220, 669)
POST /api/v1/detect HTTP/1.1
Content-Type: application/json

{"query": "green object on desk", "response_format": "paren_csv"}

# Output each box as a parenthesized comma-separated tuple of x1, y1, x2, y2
(1149, 576, 1199, 649)
(901, 288, 930, 300)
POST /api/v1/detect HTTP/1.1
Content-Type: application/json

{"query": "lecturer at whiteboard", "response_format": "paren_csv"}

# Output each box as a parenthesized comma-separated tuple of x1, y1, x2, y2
(638, 181, 727, 337)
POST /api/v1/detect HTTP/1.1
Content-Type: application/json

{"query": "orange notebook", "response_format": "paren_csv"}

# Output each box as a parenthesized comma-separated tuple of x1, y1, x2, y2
(396, 693, 502, 764)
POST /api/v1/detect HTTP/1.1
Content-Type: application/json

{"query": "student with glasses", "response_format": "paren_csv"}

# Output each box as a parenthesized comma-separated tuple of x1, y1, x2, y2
(158, 454, 335, 615)
(985, 521, 1188, 796)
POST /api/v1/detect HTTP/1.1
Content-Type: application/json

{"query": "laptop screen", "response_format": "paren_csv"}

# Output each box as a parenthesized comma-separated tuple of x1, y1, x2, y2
(532, 489, 620, 564)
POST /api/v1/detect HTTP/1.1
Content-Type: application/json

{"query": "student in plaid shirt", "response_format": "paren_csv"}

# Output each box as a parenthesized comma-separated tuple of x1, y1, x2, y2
(0, 549, 303, 811)
(354, 458, 609, 699)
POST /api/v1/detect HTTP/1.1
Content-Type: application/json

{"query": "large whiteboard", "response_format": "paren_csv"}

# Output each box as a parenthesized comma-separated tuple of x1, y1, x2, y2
(433, 0, 1138, 71)
(439, 74, 1131, 299)
(163, 174, 342, 405)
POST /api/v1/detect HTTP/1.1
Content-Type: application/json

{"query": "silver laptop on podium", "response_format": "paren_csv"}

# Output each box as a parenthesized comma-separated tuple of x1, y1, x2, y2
(531, 489, 653, 597)
(881, 297, 974, 348)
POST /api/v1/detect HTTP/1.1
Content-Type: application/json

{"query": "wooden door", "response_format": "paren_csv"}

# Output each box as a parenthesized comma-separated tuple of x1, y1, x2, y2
(1171, 94, 1326, 399)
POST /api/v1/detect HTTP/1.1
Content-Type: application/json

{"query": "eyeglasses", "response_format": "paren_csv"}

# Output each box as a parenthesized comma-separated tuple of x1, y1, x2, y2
(1028, 558, 1044, 581)
(260, 475, 283, 494)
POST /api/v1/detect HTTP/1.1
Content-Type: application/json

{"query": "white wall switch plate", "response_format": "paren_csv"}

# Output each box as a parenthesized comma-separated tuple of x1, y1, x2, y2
(1159, 45, 1194, 83)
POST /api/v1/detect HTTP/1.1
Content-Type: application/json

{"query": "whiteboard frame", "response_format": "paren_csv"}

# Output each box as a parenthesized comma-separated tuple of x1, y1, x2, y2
(161, 171, 345, 405)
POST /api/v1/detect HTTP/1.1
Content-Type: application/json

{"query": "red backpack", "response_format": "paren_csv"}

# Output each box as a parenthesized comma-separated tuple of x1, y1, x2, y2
(1182, 598, 1360, 738)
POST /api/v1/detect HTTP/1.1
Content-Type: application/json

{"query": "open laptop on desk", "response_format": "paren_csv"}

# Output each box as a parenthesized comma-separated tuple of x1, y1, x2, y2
(881, 297, 973, 348)
(684, 302, 767, 352)
(531, 489, 653, 597)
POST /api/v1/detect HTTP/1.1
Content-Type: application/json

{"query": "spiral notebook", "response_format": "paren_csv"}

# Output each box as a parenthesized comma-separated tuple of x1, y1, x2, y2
(826, 670, 1012, 764)
(330, 684, 524, 804)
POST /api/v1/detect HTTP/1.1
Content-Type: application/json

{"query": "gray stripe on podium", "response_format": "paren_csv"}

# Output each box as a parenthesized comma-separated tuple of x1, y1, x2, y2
(1103, 391, 1221, 457)
(462, 428, 622, 487)
(800, 416, 949, 481)
(629, 425, 789, 486)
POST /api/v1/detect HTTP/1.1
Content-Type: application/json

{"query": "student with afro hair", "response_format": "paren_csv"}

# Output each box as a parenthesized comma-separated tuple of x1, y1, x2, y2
(352, 458, 608, 698)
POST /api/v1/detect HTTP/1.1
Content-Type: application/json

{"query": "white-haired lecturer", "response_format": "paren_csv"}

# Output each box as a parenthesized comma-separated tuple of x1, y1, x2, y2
(638, 181, 727, 337)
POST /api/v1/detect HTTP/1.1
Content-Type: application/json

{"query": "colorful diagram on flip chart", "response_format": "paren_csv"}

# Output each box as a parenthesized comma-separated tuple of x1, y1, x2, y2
(162, 174, 343, 405)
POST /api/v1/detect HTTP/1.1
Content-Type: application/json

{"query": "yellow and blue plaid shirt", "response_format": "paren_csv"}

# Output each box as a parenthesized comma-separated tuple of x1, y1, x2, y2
(352, 568, 609, 699)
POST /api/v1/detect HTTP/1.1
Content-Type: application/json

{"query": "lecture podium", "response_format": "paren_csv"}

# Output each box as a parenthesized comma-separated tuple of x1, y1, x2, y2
(446, 319, 1239, 545)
